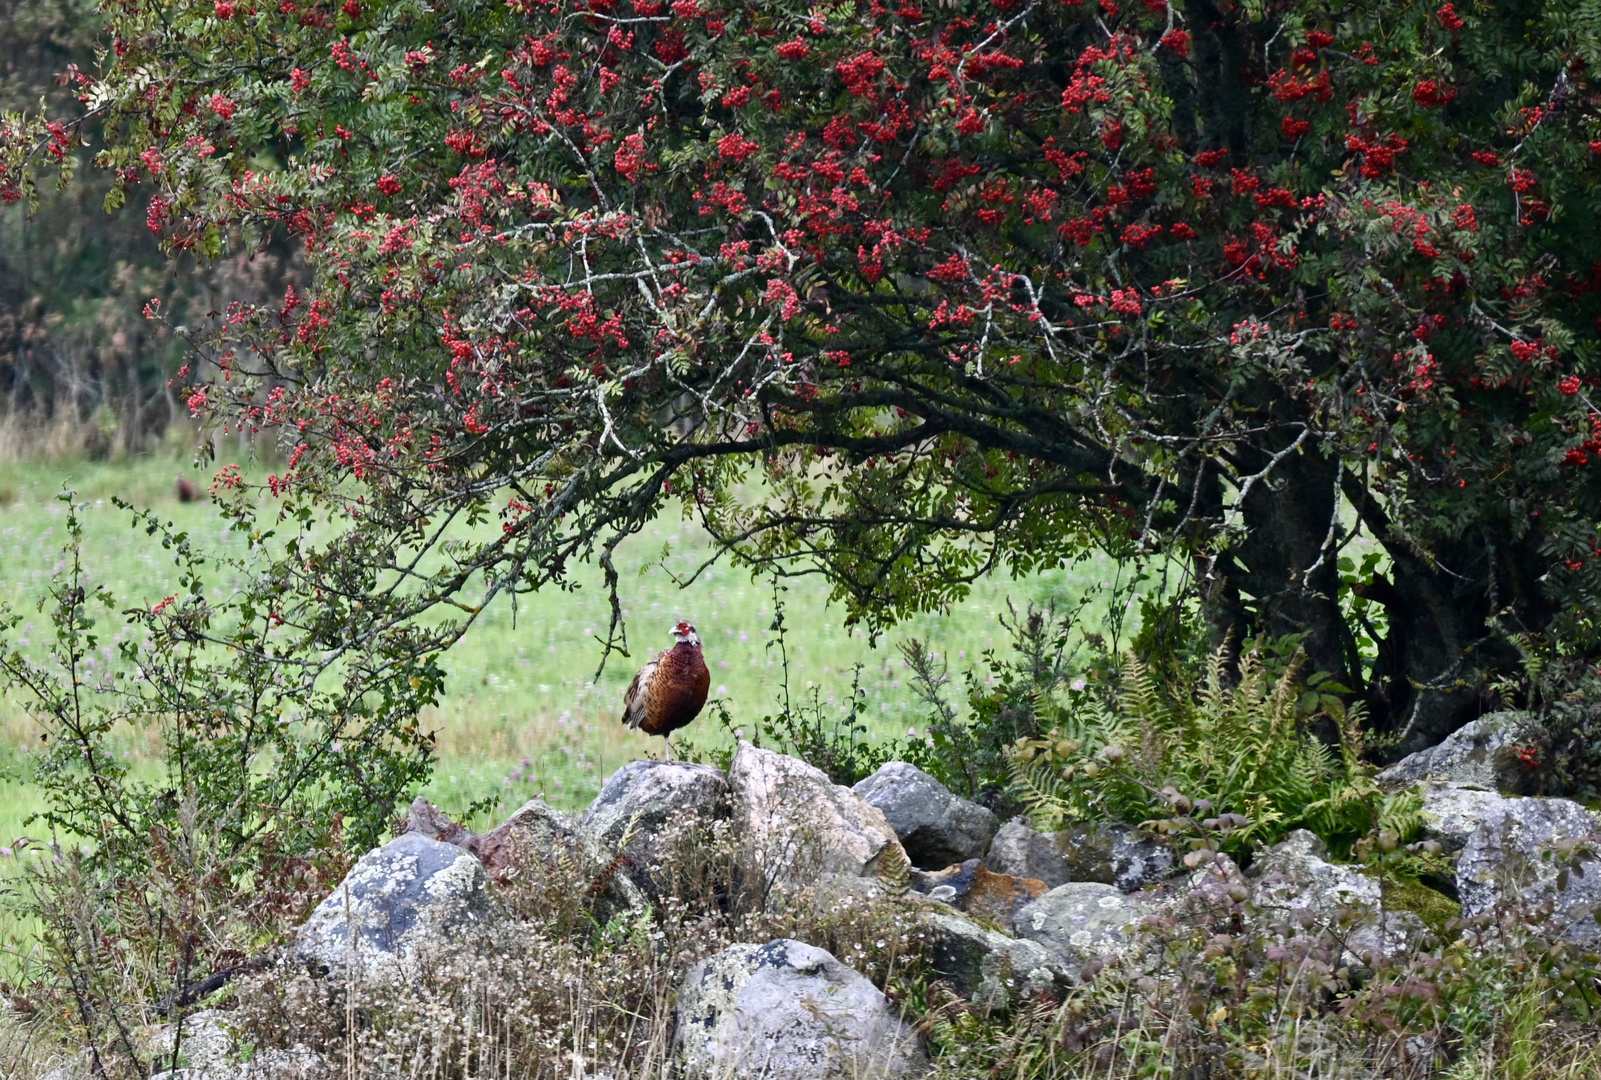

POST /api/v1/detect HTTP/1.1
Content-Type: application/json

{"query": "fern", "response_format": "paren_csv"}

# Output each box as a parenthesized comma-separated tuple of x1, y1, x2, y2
(1007, 640, 1385, 859)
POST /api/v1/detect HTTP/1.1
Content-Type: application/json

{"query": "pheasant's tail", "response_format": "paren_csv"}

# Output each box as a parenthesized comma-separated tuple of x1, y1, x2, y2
(621, 660, 656, 729)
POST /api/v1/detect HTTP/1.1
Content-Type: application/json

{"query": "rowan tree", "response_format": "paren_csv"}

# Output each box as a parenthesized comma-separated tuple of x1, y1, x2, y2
(3, 0, 1600, 788)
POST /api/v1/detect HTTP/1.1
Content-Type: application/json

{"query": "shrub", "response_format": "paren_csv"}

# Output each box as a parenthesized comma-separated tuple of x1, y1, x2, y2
(900, 601, 1088, 804)
(0, 493, 431, 1069)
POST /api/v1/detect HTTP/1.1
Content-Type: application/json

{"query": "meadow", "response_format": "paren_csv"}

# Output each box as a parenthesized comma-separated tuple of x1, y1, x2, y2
(0, 453, 1116, 854)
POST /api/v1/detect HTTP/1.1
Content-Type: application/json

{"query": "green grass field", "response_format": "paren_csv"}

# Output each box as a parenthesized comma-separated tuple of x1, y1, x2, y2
(0, 453, 1115, 864)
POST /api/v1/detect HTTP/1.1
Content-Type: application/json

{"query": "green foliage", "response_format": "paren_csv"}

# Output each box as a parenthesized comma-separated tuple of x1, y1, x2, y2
(0, 490, 435, 1043)
(1, 491, 436, 872)
(920, 887, 1601, 1080)
(1008, 642, 1385, 858)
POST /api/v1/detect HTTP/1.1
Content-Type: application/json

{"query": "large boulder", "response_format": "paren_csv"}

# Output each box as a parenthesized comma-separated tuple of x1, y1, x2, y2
(580, 760, 732, 893)
(675, 939, 927, 1079)
(1417, 783, 1523, 854)
(917, 910, 1070, 1011)
(1013, 882, 1145, 978)
(729, 744, 909, 886)
(407, 796, 646, 912)
(909, 859, 1048, 933)
(852, 762, 999, 870)
(293, 832, 501, 981)
(1247, 830, 1425, 964)
(1249, 830, 1383, 917)
(1377, 712, 1543, 794)
(1143, 853, 1250, 932)
(1456, 795, 1601, 945)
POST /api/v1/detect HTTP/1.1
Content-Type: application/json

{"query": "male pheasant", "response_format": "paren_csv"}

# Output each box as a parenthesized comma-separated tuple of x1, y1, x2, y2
(621, 621, 710, 759)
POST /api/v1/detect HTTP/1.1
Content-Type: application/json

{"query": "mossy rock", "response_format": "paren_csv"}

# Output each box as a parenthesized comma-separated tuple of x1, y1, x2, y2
(1382, 876, 1460, 938)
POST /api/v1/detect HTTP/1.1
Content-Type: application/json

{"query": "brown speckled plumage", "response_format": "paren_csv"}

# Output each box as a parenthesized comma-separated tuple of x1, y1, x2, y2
(622, 622, 710, 756)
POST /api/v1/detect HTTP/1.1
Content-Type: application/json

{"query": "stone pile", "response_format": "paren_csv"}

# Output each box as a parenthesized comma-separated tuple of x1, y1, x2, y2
(137, 710, 1601, 1080)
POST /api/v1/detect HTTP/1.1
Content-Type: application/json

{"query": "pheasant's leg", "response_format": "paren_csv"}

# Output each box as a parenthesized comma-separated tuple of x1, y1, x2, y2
(663, 734, 674, 761)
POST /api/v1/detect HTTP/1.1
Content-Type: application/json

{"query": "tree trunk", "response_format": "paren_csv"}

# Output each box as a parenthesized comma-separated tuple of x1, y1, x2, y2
(1343, 475, 1550, 757)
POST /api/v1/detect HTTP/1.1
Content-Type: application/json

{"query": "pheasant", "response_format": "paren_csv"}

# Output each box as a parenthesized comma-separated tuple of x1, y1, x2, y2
(621, 621, 710, 759)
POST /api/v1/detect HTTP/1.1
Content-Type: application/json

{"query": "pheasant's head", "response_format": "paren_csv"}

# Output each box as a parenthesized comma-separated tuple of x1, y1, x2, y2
(671, 621, 700, 645)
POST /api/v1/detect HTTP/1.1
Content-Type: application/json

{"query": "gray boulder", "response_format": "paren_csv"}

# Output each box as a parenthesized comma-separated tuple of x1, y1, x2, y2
(434, 796, 647, 914)
(403, 795, 645, 914)
(580, 760, 732, 892)
(150, 1047, 329, 1080)
(917, 909, 1070, 1011)
(986, 818, 1172, 892)
(1248, 830, 1425, 964)
(1056, 821, 1175, 892)
(1377, 712, 1543, 794)
(293, 832, 501, 981)
(1456, 795, 1601, 945)
(853, 762, 999, 870)
(145, 1010, 236, 1075)
(1014, 882, 1145, 978)
(729, 744, 909, 887)
(1249, 830, 1383, 917)
(1144, 853, 1250, 931)
(675, 939, 927, 1079)
(1417, 783, 1522, 854)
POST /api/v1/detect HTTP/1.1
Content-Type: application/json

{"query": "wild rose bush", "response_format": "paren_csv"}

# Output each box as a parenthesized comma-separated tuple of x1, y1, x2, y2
(2, 0, 1601, 819)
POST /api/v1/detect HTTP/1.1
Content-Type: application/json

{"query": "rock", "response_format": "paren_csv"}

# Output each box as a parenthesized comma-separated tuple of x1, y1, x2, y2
(1248, 830, 1424, 964)
(986, 818, 1172, 892)
(146, 1011, 330, 1080)
(1417, 782, 1523, 854)
(675, 939, 927, 1079)
(403, 796, 477, 846)
(1377, 712, 1543, 794)
(909, 859, 1047, 933)
(1456, 795, 1601, 945)
(580, 760, 732, 894)
(1014, 882, 1145, 977)
(1055, 821, 1175, 892)
(146, 1010, 236, 1074)
(729, 744, 909, 886)
(1146, 853, 1249, 931)
(293, 832, 501, 980)
(853, 762, 999, 870)
(1250, 830, 1382, 915)
(917, 910, 1071, 1010)
(404, 795, 646, 913)
(151, 1050, 330, 1080)
(986, 818, 1070, 887)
